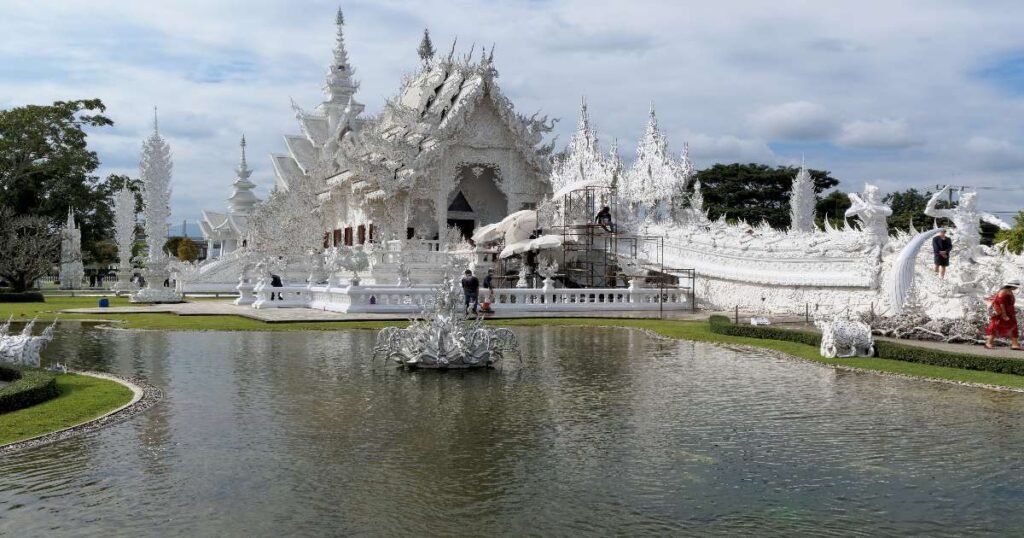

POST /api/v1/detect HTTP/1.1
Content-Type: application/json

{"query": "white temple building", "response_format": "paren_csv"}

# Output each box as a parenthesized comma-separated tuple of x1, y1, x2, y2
(272, 9, 556, 245)
(199, 136, 261, 258)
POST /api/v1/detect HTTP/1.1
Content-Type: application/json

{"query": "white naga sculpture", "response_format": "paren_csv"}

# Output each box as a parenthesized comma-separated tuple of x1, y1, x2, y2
(132, 108, 182, 303)
(111, 188, 139, 295)
(58, 208, 84, 290)
(845, 183, 892, 249)
(925, 186, 1010, 263)
(0, 317, 57, 368)
(816, 315, 874, 358)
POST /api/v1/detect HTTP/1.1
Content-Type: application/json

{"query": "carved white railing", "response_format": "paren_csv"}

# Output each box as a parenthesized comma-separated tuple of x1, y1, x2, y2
(259, 281, 689, 313)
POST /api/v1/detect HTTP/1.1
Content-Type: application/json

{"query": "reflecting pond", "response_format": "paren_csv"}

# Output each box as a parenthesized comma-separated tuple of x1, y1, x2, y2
(2, 323, 1024, 537)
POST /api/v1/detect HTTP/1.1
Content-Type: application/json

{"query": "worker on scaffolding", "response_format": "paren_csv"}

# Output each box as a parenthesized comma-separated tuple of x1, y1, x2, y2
(595, 206, 614, 232)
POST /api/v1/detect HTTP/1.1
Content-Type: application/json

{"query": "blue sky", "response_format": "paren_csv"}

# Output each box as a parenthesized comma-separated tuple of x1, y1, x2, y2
(3, 0, 1024, 225)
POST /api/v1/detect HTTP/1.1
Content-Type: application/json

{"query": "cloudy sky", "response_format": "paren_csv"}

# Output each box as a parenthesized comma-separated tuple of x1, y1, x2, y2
(3, 0, 1024, 226)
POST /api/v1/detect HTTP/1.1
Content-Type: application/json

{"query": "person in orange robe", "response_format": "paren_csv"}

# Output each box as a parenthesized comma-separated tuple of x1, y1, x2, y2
(986, 280, 1021, 350)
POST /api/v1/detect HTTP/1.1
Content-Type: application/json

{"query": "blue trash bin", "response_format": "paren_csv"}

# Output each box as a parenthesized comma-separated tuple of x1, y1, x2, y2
(98, 298, 109, 308)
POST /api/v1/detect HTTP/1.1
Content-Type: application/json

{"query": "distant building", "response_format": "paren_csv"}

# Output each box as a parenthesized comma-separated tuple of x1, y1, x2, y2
(199, 135, 260, 258)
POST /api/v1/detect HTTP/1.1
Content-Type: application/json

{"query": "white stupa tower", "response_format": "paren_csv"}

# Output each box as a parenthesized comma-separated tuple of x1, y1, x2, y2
(132, 107, 182, 303)
(58, 207, 84, 290)
(789, 158, 817, 233)
(199, 135, 262, 258)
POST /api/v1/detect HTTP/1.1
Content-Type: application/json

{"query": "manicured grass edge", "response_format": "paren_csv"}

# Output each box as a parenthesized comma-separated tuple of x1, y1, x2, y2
(0, 372, 137, 447)
(0, 365, 59, 413)
(707, 315, 1024, 377)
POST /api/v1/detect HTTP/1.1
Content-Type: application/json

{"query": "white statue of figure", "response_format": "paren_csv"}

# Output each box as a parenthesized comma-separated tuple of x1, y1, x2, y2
(111, 188, 139, 295)
(58, 208, 84, 290)
(131, 107, 182, 303)
(925, 186, 1010, 262)
(845, 183, 892, 249)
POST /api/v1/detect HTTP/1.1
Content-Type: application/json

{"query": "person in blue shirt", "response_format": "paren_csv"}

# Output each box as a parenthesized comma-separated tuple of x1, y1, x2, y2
(932, 228, 953, 279)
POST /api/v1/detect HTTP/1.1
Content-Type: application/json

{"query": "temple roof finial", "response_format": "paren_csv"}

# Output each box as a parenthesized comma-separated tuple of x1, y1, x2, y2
(336, 7, 344, 26)
(153, 105, 159, 134)
(239, 134, 248, 171)
(418, 28, 435, 62)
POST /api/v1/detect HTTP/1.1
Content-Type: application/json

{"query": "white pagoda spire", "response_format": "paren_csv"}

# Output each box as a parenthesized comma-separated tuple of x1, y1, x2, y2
(227, 134, 260, 215)
(322, 8, 362, 110)
(550, 96, 609, 192)
(789, 158, 817, 233)
(623, 104, 686, 223)
(59, 207, 83, 290)
(111, 187, 138, 295)
(132, 106, 180, 303)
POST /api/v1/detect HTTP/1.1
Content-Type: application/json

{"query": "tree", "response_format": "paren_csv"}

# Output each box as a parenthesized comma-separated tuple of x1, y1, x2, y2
(883, 188, 945, 234)
(417, 29, 436, 62)
(0, 99, 120, 262)
(816, 190, 852, 228)
(0, 207, 60, 292)
(176, 238, 199, 262)
(994, 211, 1024, 254)
(694, 163, 839, 229)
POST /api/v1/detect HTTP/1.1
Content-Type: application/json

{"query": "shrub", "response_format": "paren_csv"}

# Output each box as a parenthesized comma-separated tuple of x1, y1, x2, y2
(0, 365, 59, 413)
(875, 340, 1024, 377)
(709, 316, 1024, 377)
(708, 315, 822, 347)
(0, 292, 45, 303)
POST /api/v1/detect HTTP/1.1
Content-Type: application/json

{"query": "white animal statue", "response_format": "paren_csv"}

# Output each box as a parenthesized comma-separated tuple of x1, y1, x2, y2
(815, 315, 874, 358)
(0, 317, 58, 368)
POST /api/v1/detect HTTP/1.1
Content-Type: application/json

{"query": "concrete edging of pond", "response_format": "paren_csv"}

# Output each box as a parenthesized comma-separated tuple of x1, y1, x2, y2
(0, 372, 162, 455)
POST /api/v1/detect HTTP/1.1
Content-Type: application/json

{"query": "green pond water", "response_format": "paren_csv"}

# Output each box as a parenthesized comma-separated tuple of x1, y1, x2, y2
(1, 323, 1023, 537)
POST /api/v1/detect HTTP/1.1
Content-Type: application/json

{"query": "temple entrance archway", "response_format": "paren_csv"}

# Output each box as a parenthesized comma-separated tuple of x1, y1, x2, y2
(444, 164, 507, 237)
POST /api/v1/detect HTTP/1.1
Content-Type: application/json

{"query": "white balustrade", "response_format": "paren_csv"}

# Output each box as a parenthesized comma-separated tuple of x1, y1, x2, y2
(261, 281, 689, 313)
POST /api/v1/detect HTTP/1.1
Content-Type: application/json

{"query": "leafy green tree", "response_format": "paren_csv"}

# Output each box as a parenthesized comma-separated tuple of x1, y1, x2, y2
(694, 163, 839, 229)
(816, 190, 852, 228)
(0, 99, 121, 263)
(176, 238, 199, 262)
(882, 188, 948, 234)
(995, 211, 1024, 254)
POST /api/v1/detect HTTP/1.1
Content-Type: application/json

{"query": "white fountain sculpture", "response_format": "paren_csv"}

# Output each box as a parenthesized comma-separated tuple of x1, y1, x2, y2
(111, 188, 139, 296)
(0, 317, 57, 368)
(131, 108, 182, 303)
(372, 277, 521, 369)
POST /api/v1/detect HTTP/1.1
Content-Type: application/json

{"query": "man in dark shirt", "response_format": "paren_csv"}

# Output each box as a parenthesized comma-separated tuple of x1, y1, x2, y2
(480, 269, 495, 313)
(461, 269, 480, 315)
(932, 228, 953, 279)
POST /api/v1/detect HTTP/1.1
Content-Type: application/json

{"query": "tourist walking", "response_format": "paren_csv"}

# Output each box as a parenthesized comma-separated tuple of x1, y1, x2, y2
(932, 228, 953, 279)
(480, 269, 495, 313)
(270, 274, 284, 301)
(461, 269, 480, 315)
(595, 206, 614, 232)
(985, 280, 1021, 350)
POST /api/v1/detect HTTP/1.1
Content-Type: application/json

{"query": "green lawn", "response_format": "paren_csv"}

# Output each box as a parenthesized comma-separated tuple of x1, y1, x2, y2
(6, 295, 1024, 390)
(0, 373, 134, 446)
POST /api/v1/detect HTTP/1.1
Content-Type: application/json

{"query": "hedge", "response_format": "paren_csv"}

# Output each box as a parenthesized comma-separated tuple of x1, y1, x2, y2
(708, 315, 1024, 377)
(874, 340, 1024, 377)
(0, 365, 59, 413)
(708, 315, 822, 347)
(0, 292, 45, 303)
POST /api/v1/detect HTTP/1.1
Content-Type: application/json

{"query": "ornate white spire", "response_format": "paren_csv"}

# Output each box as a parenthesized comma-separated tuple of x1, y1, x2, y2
(323, 8, 360, 106)
(59, 206, 83, 290)
(140, 108, 173, 262)
(789, 159, 817, 233)
(227, 134, 260, 215)
(622, 104, 686, 223)
(550, 96, 610, 192)
(418, 28, 435, 62)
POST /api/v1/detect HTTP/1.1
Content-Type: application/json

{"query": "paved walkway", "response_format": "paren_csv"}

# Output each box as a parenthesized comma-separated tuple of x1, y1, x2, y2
(62, 300, 741, 323)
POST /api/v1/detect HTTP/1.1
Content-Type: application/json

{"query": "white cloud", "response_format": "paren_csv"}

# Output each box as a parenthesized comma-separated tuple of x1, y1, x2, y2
(965, 136, 1024, 170)
(748, 101, 838, 140)
(3, 0, 1024, 220)
(837, 118, 919, 149)
(686, 133, 776, 163)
